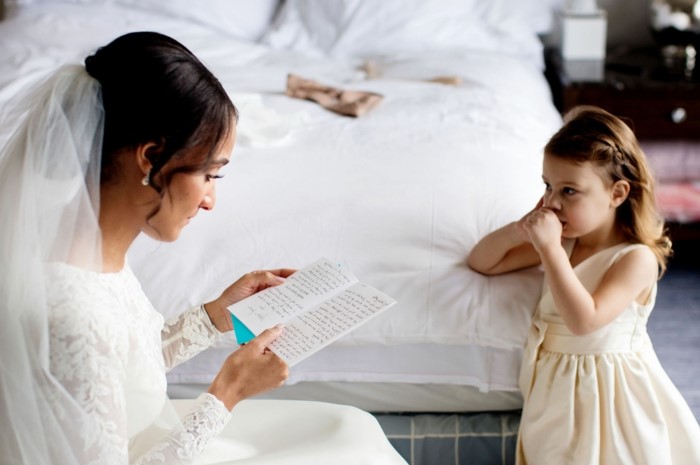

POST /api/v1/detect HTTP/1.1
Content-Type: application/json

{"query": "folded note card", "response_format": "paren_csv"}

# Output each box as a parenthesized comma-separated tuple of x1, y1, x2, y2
(228, 258, 396, 366)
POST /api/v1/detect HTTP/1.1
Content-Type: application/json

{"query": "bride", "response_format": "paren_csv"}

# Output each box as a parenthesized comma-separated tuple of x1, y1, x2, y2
(0, 31, 406, 465)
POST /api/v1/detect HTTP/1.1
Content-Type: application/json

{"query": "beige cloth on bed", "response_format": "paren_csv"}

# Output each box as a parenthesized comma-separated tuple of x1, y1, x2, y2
(286, 74, 383, 117)
(517, 242, 700, 465)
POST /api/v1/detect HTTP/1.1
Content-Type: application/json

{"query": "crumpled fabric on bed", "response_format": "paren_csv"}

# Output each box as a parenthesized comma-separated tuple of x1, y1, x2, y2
(286, 73, 383, 117)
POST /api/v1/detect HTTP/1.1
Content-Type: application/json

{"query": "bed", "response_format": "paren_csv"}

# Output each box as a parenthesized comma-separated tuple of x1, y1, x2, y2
(0, 1, 564, 463)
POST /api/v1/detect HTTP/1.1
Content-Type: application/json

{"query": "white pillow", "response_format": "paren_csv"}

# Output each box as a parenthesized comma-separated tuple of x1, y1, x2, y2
(261, 0, 547, 60)
(262, 0, 476, 58)
(3, 0, 281, 42)
(116, 0, 281, 42)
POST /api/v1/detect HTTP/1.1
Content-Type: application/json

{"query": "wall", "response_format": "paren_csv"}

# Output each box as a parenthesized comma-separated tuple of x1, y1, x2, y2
(543, 0, 656, 49)
(599, 0, 655, 48)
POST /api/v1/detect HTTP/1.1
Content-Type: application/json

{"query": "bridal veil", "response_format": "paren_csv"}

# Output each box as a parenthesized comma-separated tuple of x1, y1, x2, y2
(0, 64, 105, 464)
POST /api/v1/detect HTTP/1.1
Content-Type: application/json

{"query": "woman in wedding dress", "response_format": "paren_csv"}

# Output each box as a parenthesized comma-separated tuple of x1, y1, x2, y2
(0, 31, 406, 465)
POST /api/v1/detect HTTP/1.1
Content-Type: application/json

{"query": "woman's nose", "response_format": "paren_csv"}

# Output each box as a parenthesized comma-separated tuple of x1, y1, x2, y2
(200, 187, 216, 211)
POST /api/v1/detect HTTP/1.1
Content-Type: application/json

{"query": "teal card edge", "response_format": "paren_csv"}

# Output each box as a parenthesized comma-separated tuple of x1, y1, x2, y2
(231, 313, 256, 344)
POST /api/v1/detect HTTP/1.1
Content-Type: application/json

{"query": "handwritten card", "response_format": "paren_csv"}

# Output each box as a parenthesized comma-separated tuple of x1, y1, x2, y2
(228, 258, 396, 366)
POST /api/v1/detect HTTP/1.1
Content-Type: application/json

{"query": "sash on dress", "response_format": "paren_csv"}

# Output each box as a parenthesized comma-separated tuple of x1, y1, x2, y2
(519, 318, 547, 400)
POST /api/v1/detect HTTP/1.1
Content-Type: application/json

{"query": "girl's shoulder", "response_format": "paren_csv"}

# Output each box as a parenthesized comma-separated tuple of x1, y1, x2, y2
(568, 240, 652, 270)
(611, 243, 656, 266)
(574, 242, 657, 284)
(607, 243, 658, 287)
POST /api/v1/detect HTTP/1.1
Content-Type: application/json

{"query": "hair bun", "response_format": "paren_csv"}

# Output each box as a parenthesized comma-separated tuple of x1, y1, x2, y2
(84, 52, 102, 82)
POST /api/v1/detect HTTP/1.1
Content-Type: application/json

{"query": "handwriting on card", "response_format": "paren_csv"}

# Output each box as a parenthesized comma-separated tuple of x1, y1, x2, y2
(269, 282, 394, 366)
(228, 258, 396, 366)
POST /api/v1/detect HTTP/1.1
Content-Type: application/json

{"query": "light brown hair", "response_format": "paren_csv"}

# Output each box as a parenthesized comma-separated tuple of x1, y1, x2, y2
(544, 105, 671, 276)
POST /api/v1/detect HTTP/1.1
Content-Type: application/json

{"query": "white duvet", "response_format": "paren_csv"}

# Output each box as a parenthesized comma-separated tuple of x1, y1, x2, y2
(0, 3, 563, 391)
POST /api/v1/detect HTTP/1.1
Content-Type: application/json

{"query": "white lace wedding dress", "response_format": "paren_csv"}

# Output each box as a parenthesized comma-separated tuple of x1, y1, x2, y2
(45, 262, 406, 465)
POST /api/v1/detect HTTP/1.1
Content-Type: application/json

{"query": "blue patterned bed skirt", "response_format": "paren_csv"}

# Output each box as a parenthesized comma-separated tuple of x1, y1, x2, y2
(373, 411, 521, 465)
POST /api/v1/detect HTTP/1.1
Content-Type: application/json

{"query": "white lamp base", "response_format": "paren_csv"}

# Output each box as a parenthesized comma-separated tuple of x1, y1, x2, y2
(559, 9, 608, 61)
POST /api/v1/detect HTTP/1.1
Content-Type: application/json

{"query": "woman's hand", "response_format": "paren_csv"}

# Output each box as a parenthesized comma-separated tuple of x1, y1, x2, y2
(203, 268, 297, 332)
(207, 325, 289, 410)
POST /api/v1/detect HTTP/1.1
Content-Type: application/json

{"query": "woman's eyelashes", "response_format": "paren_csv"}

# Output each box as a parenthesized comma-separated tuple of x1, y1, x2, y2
(205, 174, 224, 182)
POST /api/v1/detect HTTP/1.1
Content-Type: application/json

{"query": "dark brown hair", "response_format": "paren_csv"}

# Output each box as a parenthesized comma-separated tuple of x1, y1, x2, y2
(85, 31, 238, 192)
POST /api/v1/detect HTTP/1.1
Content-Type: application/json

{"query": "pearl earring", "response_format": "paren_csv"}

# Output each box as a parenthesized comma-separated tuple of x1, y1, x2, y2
(141, 171, 150, 186)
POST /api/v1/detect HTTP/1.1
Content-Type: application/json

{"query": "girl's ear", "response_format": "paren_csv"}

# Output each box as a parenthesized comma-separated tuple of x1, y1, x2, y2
(610, 180, 630, 207)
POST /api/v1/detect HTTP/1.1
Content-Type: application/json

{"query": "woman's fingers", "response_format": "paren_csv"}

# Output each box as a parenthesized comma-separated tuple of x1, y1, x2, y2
(248, 325, 285, 353)
(266, 268, 297, 279)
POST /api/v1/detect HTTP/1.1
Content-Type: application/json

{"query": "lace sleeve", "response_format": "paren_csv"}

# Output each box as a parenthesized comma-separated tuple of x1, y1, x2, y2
(134, 393, 231, 465)
(51, 304, 232, 465)
(161, 305, 221, 371)
(49, 293, 131, 465)
(50, 284, 231, 465)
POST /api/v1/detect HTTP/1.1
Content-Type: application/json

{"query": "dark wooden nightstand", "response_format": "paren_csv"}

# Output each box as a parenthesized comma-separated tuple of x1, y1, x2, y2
(545, 46, 700, 140)
(545, 47, 700, 265)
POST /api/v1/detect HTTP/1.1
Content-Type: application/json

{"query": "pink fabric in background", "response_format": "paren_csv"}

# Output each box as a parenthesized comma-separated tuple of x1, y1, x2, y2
(656, 182, 700, 223)
(642, 141, 700, 183)
(642, 141, 700, 223)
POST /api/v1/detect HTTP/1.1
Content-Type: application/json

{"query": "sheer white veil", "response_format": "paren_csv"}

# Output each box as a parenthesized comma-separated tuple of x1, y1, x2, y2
(0, 65, 104, 464)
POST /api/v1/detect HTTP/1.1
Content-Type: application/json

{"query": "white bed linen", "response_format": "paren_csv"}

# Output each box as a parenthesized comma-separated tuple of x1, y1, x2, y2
(129, 61, 557, 350)
(169, 382, 524, 413)
(166, 339, 526, 389)
(165, 341, 526, 412)
(0, 3, 563, 398)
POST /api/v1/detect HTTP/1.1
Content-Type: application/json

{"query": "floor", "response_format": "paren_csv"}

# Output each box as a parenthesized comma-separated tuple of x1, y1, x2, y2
(647, 257, 700, 421)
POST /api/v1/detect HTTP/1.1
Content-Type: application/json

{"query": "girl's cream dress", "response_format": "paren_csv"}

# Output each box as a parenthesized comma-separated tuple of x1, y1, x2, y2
(517, 242, 700, 465)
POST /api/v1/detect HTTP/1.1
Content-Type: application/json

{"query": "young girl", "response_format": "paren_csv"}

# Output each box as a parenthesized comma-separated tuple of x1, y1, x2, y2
(468, 105, 700, 464)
